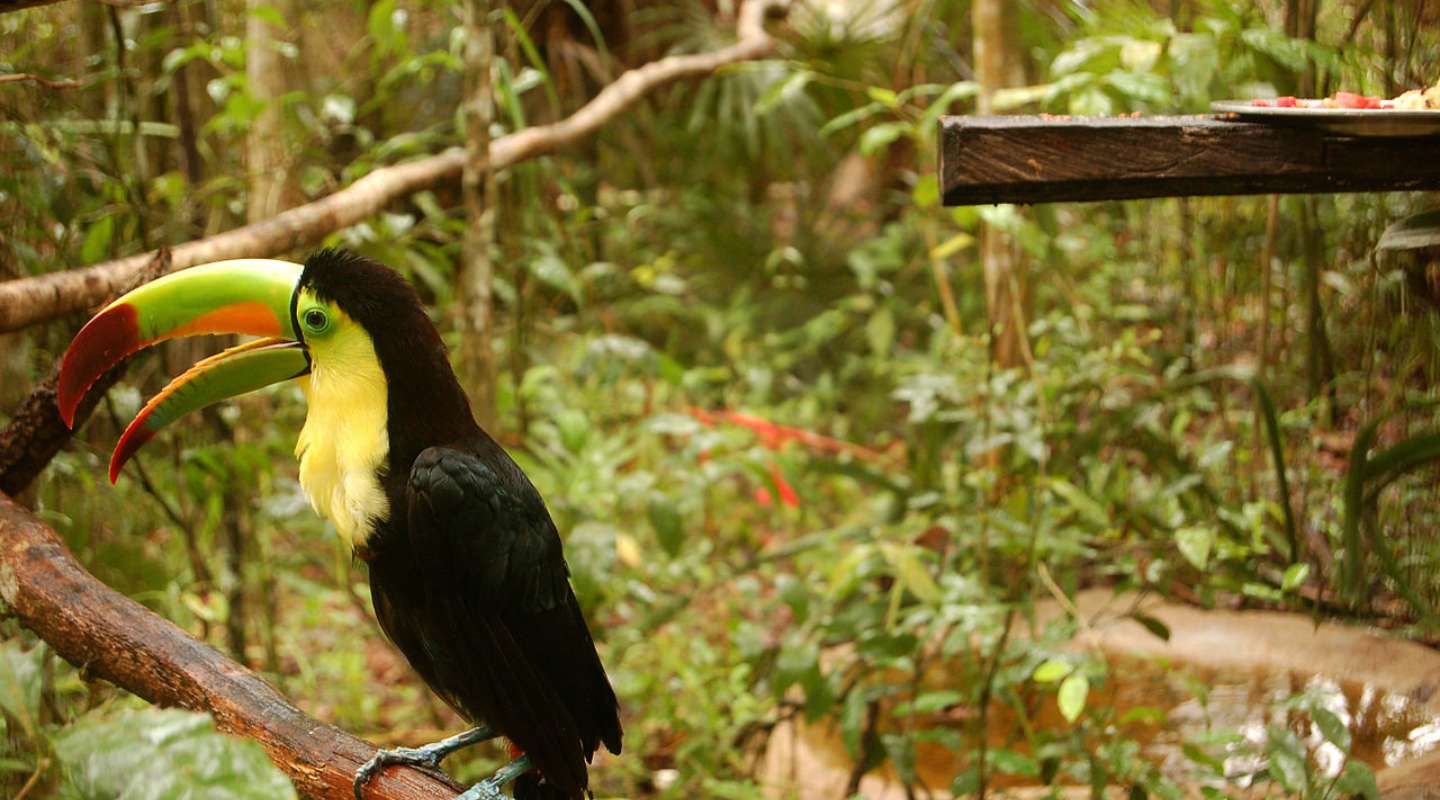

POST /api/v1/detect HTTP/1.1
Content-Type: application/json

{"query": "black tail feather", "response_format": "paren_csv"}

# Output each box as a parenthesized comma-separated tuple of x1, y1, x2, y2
(513, 771, 581, 800)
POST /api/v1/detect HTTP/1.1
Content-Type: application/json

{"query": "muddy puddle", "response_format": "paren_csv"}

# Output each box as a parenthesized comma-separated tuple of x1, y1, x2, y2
(763, 592, 1440, 798)
(772, 659, 1440, 795)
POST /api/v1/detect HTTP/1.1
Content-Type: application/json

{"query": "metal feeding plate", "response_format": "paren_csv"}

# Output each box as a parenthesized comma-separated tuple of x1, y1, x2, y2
(1211, 101, 1440, 138)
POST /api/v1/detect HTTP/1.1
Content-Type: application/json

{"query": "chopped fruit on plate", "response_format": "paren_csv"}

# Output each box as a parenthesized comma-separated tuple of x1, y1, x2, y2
(1394, 80, 1440, 110)
(1248, 80, 1440, 111)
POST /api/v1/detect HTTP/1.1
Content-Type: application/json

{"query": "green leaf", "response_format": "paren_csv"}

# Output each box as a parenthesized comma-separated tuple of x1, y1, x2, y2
(55, 708, 297, 800)
(907, 690, 962, 714)
(1175, 526, 1214, 570)
(858, 122, 909, 155)
(528, 251, 581, 305)
(1265, 725, 1308, 794)
(0, 642, 43, 734)
(1069, 85, 1115, 116)
(559, 0, 608, 62)
(880, 543, 942, 604)
(865, 307, 895, 356)
(911, 174, 940, 209)
(928, 232, 974, 260)
(919, 81, 978, 132)
(866, 87, 899, 107)
(988, 748, 1039, 777)
(840, 688, 868, 758)
(1311, 706, 1351, 752)
(820, 102, 884, 137)
(648, 497, 684, 556)
(81, 216, 114, 263)
(366, 0, 405, 57)
(248, 3, 286, 28)
(1058, 673, 1089, 722)
(1130, 613, 1171, 642)
(774, 639, 818, 696)
(1049, 478, 1109, 528)
(1050, 37, 1118, 77)
(1240, 27, 1308, 72)
(755, 71, 811, 115)
(882, 734, 917, 785)
(1103, 70, 1169, 105)
(500, 9, 559, 113)
(1032, 659, 1074, 683)
(1281, 563, 1310, 592)
(1337, 761, 1379, 800)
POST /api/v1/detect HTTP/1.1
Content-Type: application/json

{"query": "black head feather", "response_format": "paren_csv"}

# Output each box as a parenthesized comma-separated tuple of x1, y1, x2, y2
(299, 248, 478, 455)
(301, 248, 429, 334)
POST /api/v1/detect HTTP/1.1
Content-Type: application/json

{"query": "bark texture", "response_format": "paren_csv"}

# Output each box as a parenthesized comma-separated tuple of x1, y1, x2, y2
(0, 495, 464, 800)
(245, 0, 292, 222)
(0, 0, 790, 334)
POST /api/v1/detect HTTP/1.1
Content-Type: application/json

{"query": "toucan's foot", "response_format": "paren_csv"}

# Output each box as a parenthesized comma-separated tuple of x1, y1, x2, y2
(455, 755, 533, 800)
(353, 726, 497, 800)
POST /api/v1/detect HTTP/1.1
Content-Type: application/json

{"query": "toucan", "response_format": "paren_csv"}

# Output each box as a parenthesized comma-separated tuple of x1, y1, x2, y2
(56, 249, 622, 800)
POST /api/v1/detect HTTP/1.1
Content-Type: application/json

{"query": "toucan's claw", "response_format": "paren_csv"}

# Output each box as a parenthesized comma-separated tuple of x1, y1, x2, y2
(455, 778, 504, 800)
(455, 755, 533, 800)
(353, 726, 498, 800)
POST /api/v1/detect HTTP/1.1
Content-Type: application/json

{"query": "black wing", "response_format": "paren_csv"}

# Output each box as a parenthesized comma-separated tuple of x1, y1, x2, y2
(395, 444, 622, 796)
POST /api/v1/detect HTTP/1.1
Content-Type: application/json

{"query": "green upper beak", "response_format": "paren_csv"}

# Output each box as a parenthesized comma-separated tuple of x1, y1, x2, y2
(56, 259, 311, 482)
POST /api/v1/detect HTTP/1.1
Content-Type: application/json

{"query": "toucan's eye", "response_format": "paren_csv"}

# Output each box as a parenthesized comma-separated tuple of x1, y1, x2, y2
(303, 308, 329, 333)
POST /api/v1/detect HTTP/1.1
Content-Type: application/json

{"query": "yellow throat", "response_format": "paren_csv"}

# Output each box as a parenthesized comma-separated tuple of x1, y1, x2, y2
(294, 313, 391, 549)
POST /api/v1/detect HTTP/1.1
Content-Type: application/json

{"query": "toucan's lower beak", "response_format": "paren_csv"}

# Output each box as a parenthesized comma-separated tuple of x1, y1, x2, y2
(57, 259, 309, 482)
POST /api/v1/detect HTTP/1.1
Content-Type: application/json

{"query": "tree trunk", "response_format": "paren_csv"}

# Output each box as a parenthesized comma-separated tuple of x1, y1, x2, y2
(246, 0, 290, 223)
(459, 0, 500, 432)
(972, 0, 1027, 369)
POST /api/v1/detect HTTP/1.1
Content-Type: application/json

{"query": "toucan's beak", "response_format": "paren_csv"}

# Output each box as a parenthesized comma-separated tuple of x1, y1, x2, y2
(56, 259, 310, 482)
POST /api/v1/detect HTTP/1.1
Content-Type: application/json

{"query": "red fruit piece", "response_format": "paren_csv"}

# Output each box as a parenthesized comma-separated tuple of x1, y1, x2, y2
(1251, 98, 1274, 107)
(1275, 96, 1297, 107)
(1334, 91, 1381, 109)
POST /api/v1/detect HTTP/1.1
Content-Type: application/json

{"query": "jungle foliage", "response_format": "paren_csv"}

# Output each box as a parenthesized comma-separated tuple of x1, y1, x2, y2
(2, 0, 1439, 798)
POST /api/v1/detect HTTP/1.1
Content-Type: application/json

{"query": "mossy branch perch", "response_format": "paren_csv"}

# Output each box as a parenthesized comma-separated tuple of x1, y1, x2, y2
(0, 494, 465, 800)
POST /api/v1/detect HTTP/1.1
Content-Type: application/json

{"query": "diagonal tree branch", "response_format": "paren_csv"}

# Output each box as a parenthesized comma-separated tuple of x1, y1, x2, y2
(0, 494, 465, 800)
(0, 0, 789, 333)
(0, 72, 82, 89)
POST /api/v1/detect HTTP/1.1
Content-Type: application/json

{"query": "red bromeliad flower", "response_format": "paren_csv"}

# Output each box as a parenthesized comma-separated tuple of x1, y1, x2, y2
(769, 461, 799, 508)
(687, 406, 887, 462)
(686, 406, 890, 511)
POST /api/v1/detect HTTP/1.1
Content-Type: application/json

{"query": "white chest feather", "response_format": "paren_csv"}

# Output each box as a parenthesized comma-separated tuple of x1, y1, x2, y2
(294, 346, 390, 549)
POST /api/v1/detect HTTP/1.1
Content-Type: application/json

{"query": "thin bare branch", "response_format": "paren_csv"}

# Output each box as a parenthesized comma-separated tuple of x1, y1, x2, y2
(0, 72, 81, 89)
(0, 0, 789, 333)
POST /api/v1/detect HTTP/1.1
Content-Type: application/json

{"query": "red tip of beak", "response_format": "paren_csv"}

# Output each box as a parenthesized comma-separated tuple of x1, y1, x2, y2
(56, 303, 142, 428)
(109, 424, 155, 483)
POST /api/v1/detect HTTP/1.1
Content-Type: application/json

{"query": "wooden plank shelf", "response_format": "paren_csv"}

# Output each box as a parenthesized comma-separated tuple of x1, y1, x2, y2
(939, 115, 1440, 206)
